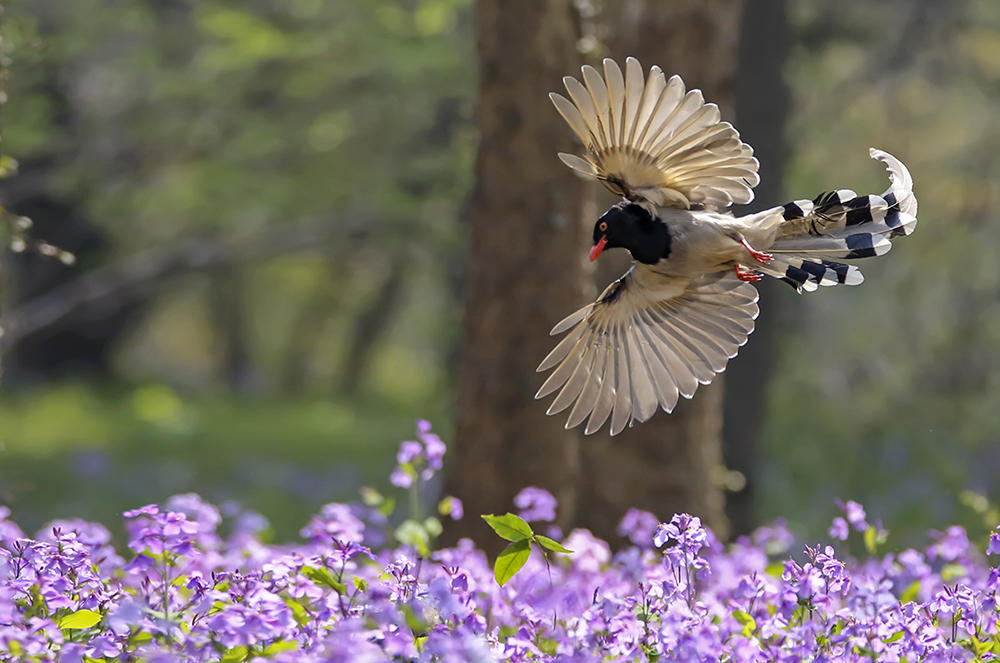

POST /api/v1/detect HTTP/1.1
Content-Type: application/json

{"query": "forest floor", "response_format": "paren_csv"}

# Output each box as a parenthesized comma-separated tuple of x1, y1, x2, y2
(0, 385, 449, 542)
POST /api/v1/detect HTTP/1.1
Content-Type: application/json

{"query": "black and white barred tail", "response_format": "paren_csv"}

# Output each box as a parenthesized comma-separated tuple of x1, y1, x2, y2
(759, 149, 917, 293)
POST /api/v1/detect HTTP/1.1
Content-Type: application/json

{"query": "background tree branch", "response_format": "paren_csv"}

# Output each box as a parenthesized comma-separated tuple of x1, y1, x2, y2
(0, 221, 376, 355)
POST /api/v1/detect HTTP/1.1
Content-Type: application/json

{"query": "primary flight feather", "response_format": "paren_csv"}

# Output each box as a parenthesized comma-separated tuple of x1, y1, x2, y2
(537, 57, 918, 435)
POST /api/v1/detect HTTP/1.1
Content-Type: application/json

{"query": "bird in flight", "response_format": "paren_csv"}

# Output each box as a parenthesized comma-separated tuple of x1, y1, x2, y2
(536, 57, 918, 435)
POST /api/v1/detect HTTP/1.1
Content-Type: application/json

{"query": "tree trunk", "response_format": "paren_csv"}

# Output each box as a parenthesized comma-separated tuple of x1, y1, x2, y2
(208, 266, 255, 393)
(337, 257, 406, 394)
(576, 0, 744, 542)
(724, 0, 791, 536)
(443, 0, 585, 549)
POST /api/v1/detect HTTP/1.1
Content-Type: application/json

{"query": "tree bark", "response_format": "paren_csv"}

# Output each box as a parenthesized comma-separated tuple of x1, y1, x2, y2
(443, 0, 585, 549)
(576, 0, 744, 542)
(724, 0, 791, 536)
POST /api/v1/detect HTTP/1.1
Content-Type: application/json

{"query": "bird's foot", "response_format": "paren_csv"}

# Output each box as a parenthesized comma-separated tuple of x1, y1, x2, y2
(734, 264, 764, 282)
(739, 237, 773, 265)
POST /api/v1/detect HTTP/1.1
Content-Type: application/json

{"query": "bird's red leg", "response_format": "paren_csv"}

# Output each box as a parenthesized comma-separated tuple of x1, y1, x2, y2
(734, 264, 764, 282)
(739, 236, 773, 265)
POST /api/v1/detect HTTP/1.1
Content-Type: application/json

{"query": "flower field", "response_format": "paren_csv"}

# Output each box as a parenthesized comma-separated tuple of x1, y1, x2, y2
(2, 423, 1000, 662)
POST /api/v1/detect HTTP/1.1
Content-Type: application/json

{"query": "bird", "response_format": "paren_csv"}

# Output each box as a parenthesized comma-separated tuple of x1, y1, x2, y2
(535, 57, 918, 436)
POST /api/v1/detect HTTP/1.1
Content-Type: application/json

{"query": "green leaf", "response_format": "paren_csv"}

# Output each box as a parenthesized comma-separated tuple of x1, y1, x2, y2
(764, 561, 784, 577)
(360, 486, 383, 507)
(303, 566, 347, 593)
(283, 597, 310, 626)
(942, 563, 967, 581)
(402, 603, 428, 634)
(972, 636, 993, 657)
(537, 636, 558, 655)
(863, 527, 877, 554)
(900, 580, 921, 603)
(423, 517, 443, 538)
(263, 639, 299, 655)
(58, 608, 102, 630)
(352, 576, 368, 592)
(733, 609, 756, 637)
(395, 519, 431, 557)
(27, 583, 48, 618)
(482, 513, 533, 542)
(438, 496, 458, 517)
(0, 155, 18, 178)
(494, 539, 532, 586)
(534, 535, 572, 553)
(220, 646, 248, 663)
(379, 497, 397, 518)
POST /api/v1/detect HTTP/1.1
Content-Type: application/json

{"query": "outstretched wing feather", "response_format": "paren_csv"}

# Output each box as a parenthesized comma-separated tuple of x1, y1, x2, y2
(552, 58, 758, 210)
(537, 268, 759, 435)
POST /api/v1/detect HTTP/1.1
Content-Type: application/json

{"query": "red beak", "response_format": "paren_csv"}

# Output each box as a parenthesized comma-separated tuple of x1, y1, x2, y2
(589, 235, 608, 262)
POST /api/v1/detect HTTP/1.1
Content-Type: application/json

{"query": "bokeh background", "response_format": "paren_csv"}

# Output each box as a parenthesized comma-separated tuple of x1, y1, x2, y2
(2, 0, 999, 547)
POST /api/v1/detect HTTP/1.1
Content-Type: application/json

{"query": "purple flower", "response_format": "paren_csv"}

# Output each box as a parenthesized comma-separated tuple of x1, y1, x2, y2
(397, 440, 423, 465)
(837, 499, 869, 532)
(389, 420, 447, 487)
(7, 422, 1000, 663)
(441, 496, 464, 521)
(125, 508, 200, 556)
(0, 507, 25, 543)
(390, 466, 413, 488)
(618, 508, 659, 547)
(513, 487, 557, 523)
(418, 421, 447, 474)
(927, 525, 970, 562)
(300, 503, 366, 544)
(123, 504, 158, 519)
(654, 514, 707, 553)
(828, 517, 849, 541)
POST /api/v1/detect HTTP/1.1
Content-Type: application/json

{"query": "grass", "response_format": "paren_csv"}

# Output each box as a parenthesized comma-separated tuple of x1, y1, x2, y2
(0, 384, 450, 543)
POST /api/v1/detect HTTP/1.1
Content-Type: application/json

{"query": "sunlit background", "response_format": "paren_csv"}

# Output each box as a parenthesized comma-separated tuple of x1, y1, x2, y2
(2, 0, 1000, 546)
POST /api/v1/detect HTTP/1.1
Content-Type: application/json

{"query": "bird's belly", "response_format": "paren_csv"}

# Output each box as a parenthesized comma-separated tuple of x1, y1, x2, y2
(655, 231, 744, 277)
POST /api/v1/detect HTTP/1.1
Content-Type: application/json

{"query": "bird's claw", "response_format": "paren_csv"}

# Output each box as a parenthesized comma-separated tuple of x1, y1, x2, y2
(739, 237, 773, 265)
(734, 264, 764, 282)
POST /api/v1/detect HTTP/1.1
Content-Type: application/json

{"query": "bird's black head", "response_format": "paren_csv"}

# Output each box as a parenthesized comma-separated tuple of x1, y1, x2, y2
(590, 202, 671, 265)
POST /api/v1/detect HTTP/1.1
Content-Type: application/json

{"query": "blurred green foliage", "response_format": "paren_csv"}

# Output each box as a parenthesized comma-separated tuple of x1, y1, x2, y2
(1, 0, 472, 538)
(3, 0, 1000, 546)
(0, 384, 449, 541)
(3, 0, 474, 385)
(760, 0, 1000, 545)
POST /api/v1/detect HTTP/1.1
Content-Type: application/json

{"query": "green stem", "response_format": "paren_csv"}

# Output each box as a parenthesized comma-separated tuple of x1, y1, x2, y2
(161, 548, 172, 645)
(409, 481, 421, 522)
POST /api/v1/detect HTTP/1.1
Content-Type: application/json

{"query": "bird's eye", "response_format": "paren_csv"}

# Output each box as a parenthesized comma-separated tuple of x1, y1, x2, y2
(599, 221, 608, 232)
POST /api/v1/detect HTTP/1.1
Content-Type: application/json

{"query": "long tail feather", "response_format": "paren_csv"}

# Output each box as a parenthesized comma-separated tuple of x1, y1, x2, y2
(763, 148, 916, 292)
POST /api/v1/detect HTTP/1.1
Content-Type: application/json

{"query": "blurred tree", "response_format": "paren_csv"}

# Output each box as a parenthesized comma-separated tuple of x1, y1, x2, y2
(569, 0, 745, 541)
(760, 0, 1000, 542)
(446, 0, 757, 545)
(1, 0, 475, 395)
(723, 0, 792, 535)
(0, 36, 138, 385)
(442, 0, 586, 546)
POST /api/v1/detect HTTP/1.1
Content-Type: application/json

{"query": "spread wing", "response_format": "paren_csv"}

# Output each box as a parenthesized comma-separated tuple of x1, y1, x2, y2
(536, 268, 759, 435)
(551, 57, 760, 211)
